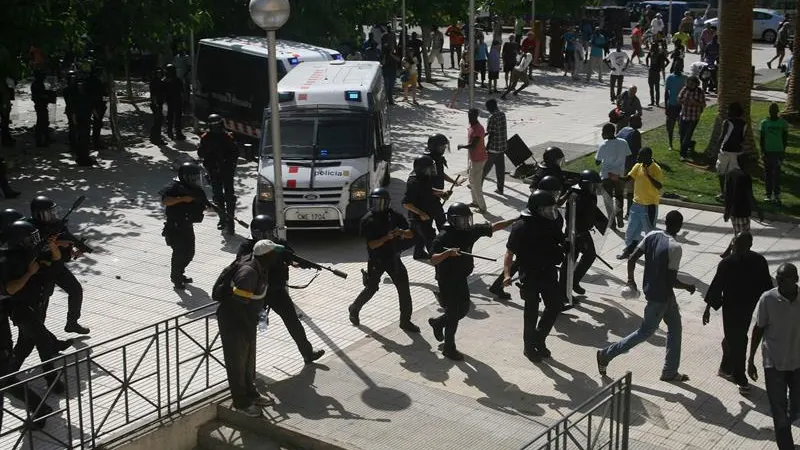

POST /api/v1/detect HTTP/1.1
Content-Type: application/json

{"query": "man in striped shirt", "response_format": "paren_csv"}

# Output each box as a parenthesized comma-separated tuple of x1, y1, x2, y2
(677, 76, 705, 161)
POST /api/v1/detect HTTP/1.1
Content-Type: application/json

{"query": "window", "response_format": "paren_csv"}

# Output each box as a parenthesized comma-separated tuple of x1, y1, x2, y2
(262, 116, 369, 160)
(753, 12, 771, 20)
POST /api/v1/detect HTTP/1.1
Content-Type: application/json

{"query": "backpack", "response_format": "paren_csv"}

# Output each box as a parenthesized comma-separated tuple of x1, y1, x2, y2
(212, 257, 243, 302)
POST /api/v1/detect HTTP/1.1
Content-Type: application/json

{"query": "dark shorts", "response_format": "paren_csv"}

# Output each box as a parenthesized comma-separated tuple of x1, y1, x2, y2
(776, 42, 786, 52)
(503, 58, 516, 72)
(666, 104, 682, 120)
(476, 60, 487, 72)
(488, 71, 499, 80)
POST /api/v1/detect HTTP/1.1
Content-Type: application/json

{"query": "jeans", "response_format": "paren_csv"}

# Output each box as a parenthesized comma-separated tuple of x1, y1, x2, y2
(610, 75, 624, 101)
(625, 203, 658, 247)
(601, 297, 683, 378)
(586, 56, 603, 80)
(764, 153, 783, 197)
(665, 105, 681, 146)
(602, 178, 625, 223)
(383, 71, 397, 102)
(469, 160, 487, 210)
(764, 367, 800, 450)
(482, 152, 505, 194)
(648, 70, 661, 105)
(679, 119, 698, 157)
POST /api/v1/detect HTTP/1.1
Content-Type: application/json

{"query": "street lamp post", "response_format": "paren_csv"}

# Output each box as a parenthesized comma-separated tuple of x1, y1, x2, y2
(249, 0, 291, 240)
(468, 0, 475, 109)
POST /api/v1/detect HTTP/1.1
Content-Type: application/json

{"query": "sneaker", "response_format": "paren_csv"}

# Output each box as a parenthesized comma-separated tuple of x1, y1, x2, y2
(428, 318, 444, 342)
(347, 304, 360, 326)
(182, 276, 193, 284)
(251, 393, 274, 406)
(738, 384, 750, 395)
(679, 156, 687, 162)
(767, 61, 773, 69)
(596, 350, 608, 376)
(399, 320, 421, 333)
(717, 369, 734, 382)
(489, 284, 512, 300)
(442, 346, 464, 361)
(64, 322, 90, 335)
(524, 348, 542, 363)
(536, 345, 551, 359)
(304, 349, 325, 364)
(235, 404, 262, 418)
(616, 216, 624, 229)
(660, 373, 690, 383)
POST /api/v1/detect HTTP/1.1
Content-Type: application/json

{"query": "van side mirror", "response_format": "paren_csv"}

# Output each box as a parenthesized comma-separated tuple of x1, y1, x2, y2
(379, 144, 392, 162)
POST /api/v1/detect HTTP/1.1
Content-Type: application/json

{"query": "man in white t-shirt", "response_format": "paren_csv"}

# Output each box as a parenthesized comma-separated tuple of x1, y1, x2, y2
(604, 44, 631, 103)
(500, 52, 533, 100)
(650, 13, 665, 40)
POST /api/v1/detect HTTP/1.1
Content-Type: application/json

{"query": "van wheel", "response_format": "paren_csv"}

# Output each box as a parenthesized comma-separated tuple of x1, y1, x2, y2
(763, 29, 777, 44)
(381, 166, 391, 187)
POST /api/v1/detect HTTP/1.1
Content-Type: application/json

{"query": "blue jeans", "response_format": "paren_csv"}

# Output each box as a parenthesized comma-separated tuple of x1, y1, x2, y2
(679, 119, 698, 157)
(764, 367, 800, 450)
(625, 202, 657, 248)
(601, 297, 682, 378)
(383, 71, 396, 102)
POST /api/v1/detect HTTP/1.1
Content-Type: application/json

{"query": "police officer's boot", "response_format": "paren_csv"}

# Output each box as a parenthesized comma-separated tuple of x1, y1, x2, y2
(347, 303, 361, 326)
(399, 319, 420, 333)
(442, 344, 464, 361)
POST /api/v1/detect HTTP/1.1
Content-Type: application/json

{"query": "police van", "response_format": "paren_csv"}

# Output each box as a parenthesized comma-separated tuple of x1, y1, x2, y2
(193, 37, 341, 142)
(253, 60, 392, 231)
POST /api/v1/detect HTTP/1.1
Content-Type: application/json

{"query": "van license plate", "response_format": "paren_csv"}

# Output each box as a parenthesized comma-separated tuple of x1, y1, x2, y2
(295, 211, 328, 221)
(288, 208, 336, 221)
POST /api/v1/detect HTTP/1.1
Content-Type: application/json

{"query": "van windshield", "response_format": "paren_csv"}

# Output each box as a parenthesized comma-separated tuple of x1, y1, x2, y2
(262, 116, 369, 160)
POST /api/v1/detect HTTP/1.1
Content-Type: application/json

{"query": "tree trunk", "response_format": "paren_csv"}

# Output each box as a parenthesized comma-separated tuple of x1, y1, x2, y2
(421, 24, 432, 82)
(104, 45, 122, 149)
(705, 0, 755, 162)
(124, 50, 133, 99)
(781, 0, 800, 121)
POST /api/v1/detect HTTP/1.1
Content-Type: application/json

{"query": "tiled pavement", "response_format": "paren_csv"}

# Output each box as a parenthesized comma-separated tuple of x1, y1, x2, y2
(1, 42, 797, 449)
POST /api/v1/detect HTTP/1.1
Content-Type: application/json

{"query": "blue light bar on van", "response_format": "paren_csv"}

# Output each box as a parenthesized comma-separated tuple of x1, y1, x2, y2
(288, 57, 300, 66)
(278, 92, 295, 102)
(332, 53, 343, 60)
(344, 90, 362, 102)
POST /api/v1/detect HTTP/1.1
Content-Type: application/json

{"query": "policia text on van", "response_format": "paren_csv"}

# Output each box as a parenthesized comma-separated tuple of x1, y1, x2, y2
(254, 61, 392, 231)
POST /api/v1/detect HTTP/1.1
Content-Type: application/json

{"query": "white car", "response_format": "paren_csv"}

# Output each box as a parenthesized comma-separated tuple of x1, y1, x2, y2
(704, 8, 785, 43)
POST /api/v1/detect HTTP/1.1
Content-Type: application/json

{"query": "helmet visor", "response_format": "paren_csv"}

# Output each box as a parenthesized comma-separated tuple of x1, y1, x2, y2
(369, 196, 390, 212)
(538, 205, 559, 220)
(451, 215, 473, 230)
(36, 206, 60, 223)
(251, 228, 275, 241)
(182, 172, 205, 189)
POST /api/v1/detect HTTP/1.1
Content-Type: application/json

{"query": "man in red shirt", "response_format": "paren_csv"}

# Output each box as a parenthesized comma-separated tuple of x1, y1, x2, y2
(446, 23, 465, 69)
(458, 109, 488, 212)
(520, 32, 537, 76)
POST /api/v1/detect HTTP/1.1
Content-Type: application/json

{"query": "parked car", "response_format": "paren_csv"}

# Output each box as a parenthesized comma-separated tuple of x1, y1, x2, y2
(704, 8, 785, 43)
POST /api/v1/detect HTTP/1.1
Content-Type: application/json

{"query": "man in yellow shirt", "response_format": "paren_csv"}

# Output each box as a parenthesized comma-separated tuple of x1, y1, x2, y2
(617, 147, 665, 259)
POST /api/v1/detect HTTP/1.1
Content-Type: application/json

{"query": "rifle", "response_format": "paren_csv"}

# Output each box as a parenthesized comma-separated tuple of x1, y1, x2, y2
(445, 248, 497, 262)
(286, 250, 348, 279)
(51, 195, 95, 254)
(205, 200, 249, 229)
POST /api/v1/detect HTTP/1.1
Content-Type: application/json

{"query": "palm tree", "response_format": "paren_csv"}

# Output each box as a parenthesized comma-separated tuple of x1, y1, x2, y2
(781, 0, 800, 121)
(705, 0, 755, 161)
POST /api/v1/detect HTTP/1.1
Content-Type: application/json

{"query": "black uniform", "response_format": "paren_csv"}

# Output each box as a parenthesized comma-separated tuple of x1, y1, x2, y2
(31, 219, 85, 328)
(528, 164, 565, 192)
(149, 75, 165, 143)
(507, 213, 565, 354)
(85, 70, 107, 148)
(218, 254, 266, 410)
(160, 180, 207, 285)
(402, 173, 439, 259)
(236, 239, 317, 361)
(165, 76, 184, 139)
(31, 75, 52, 147)
(561, 189, 598, 293)
(350, 210, 413, 323)
(429, 224, 493, 350)
(198, 131, 239, 230)
(425, 151, 448, 229)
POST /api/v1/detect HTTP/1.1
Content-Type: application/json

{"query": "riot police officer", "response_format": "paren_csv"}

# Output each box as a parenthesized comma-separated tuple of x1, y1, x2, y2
(429, 203, 517, 360)
(235, 214, 325, 365)
(528, 146, 571, 192)
(160, 162, 207, 289)
(86, 65, 107, 149)
(561, 170, 602, 296)
(402, 155, 449, 260)
(164, 64, 185, 141)
(349, 188, 418, 331)
(30, 195, 90, 334)
(149, 67, 166, 145)
(198, 114, 239, 234)
(424, 134, 461, 229)
(31, 70, 53, 147)
(503, 190, 566, 363)
(0, 208, 22, 240)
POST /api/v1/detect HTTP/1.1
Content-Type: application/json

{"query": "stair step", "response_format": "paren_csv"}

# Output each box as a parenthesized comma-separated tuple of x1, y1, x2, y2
(198, 420, 298, 450)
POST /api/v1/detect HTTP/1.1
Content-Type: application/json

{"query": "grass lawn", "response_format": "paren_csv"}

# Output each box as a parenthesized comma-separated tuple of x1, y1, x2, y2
(756, 76, 787, 92)
(564, 100, 800, 218)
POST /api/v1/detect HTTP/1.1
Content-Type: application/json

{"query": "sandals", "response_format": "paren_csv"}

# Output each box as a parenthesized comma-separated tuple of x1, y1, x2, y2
(660, 373, 690, 383)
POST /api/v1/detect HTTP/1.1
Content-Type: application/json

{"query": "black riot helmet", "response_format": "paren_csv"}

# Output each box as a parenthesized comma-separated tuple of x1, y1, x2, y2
(250, 214, 276, 241)
(207, 113, 224, 133)
(5, 220, 43, 249)
(30, 195, 59, 223)
(368, 188, 391, 213)
(165, 63, 176, 77)
(426, 134, 449, 155)
(413, 155, 437, 177)
(178, 161, 204, 188)
(447, 202, 473, 230)
(538, 175, 562, 198)
(542, 146, 565, 167)
(524, 190, 558, 220)
(578, 169, 601, 194)
(0, 208, 23, 232)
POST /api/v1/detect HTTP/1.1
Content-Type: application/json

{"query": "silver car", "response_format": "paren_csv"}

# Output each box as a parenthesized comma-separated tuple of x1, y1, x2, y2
(704, 8, 785, 43)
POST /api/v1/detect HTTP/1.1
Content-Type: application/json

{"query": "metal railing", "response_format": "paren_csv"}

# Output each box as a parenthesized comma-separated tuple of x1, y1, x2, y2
(0, 303, 226, 450)
(520, 372, 633, 450)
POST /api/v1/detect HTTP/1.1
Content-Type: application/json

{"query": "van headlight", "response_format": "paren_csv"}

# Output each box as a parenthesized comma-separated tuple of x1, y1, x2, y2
(258, 175, 274, 201)
(349, 174, 369, 201)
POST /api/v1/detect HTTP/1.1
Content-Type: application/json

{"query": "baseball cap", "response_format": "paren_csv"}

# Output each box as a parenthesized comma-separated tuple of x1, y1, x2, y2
(253, 239, 285, 256)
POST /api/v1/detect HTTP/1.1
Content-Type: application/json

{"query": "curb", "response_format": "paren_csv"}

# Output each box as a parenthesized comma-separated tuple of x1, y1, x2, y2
(659, 197, 800, 225)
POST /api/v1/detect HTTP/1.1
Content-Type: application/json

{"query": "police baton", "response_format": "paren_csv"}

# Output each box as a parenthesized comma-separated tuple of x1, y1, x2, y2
(441, 174, 461, 206)
(60, 195, 86, 224)
(596, 254, 614, 270)
(445, 248, 497, 262)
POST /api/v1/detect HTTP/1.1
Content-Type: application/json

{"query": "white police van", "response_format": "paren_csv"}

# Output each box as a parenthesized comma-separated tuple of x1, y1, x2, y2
(253, 60, 392, 230)
(193, 37, 341, 142)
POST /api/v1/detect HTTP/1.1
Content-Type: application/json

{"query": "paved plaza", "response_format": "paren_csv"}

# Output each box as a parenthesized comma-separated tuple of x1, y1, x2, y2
(1, 41, 798, 449)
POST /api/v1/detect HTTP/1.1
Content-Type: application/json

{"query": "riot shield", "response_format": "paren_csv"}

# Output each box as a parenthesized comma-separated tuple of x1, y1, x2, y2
(565, 193, 577, 305)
